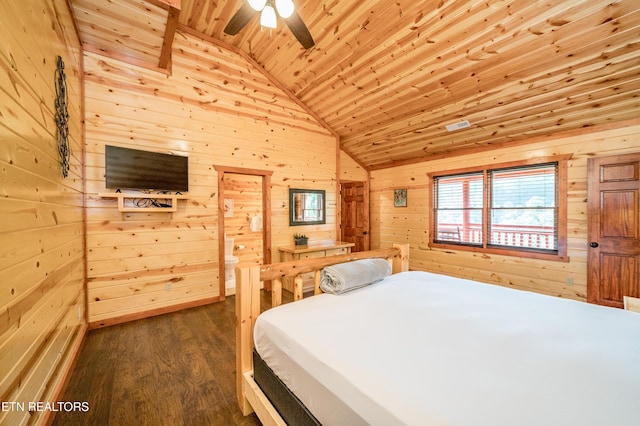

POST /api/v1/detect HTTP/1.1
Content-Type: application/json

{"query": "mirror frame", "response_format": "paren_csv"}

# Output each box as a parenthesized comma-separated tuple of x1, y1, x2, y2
(289, 188, 326, 226)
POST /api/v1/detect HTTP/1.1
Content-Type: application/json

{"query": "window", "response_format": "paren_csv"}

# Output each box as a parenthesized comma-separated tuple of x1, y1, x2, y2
(430, 157, 568, 261)
(289, 189, 326, 226)
(433, 172, 484, 245)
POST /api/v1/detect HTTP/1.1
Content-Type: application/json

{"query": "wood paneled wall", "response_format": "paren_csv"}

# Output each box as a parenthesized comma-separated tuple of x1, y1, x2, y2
(0, 0, 85, 424)
(340, 150, 368, 182)
(371, 123, 640, 301)
(84, 30, 336, 326)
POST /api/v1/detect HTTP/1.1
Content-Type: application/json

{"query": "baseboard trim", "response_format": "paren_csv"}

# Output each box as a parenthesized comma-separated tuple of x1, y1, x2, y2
(44, 323, 88, 426)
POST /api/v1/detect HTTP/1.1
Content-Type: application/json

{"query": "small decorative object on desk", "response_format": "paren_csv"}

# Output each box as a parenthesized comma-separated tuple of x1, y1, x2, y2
(294, 233, 308, 246)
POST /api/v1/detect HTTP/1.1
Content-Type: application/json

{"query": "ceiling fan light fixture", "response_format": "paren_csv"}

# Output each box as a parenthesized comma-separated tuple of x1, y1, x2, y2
(248, 0, 266, 11)
(224, 0, 314, 48)
(260, 5, 277, 28)
(275, 0, 294, 19)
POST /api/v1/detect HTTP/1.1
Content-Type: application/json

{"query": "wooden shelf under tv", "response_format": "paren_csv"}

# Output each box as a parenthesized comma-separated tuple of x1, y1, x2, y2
(99, 192, 188, 213)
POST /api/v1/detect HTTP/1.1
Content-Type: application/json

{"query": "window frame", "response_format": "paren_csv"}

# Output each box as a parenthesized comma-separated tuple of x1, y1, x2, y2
(428, 155, 570, 262)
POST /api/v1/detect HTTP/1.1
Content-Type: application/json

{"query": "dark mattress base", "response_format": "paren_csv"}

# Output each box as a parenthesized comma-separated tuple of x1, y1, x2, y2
(252, 350, 321, 426)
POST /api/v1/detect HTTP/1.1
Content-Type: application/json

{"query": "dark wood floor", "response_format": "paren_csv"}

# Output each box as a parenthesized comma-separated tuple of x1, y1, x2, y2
(53, 293, 277, 426)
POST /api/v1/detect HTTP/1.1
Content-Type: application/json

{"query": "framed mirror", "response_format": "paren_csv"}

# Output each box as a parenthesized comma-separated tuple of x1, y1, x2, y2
(289, 189, 326, 226)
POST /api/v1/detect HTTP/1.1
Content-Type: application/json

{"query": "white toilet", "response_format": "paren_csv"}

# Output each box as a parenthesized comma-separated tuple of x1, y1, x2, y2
(224, 236, 240, 295)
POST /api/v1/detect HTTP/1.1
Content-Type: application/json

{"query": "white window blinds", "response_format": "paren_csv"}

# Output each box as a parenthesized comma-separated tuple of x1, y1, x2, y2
(433, 162, 559, 253)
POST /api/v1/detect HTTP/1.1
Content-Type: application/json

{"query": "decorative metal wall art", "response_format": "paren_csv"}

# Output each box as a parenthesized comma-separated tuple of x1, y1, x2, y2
(54, 55, 70, 178)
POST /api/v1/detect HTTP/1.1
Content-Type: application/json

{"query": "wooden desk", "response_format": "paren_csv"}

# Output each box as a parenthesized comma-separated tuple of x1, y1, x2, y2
(278, 241, 355, 292)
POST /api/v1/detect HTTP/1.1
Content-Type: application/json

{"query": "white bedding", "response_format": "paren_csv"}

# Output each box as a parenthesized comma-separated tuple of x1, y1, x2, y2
(254, 271, 640, 426)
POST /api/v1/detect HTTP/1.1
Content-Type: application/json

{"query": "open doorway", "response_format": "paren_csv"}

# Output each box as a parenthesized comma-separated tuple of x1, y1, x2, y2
(214, 166, 273, 299)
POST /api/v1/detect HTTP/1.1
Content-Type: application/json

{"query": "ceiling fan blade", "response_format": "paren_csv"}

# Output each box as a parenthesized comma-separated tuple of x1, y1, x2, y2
(283, 10, 315, 49)
(224, 2, 259, 36)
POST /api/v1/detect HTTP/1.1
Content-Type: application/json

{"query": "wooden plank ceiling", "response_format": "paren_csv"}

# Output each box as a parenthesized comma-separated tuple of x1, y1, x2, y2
(70, 0, 640, 170)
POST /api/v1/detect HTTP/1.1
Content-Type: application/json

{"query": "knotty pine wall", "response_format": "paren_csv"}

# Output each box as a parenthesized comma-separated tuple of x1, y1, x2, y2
(84, 30, 337, 326)
(0, 0, 85, 424)
(371, 123, 640, 302)
(340, 151, 368, 182)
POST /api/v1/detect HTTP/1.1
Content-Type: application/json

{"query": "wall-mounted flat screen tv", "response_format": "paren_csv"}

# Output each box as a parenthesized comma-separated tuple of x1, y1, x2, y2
(105, 145, 189, 192)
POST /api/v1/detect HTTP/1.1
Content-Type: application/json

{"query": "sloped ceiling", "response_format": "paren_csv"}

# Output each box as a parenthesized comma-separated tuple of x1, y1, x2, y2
(70, 0, 640, 170)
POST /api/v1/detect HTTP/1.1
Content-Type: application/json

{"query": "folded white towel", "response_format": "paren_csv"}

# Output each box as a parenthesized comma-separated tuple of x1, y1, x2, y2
(320, 258, 391, 294)
(250, 215, 262, 232)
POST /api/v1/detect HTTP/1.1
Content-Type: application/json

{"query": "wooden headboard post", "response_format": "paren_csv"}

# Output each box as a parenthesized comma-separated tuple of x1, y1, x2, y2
(235, 264, 261, 415)
(392, 242, 409, 273)
(234, 243, 410, 418)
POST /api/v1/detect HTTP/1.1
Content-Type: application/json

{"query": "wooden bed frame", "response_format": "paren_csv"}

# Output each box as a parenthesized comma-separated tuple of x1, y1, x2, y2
(234, 243, 410, 425)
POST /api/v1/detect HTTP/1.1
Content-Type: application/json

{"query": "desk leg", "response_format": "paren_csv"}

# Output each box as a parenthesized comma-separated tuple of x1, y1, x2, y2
(281, 252, 295, 292)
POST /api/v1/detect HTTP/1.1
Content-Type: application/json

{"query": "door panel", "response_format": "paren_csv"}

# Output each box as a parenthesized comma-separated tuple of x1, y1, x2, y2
(600, 254, 637, 304)
(341, 181, 369, 252)
(587, 153, 640, 307)
(601, 191, 637, 238)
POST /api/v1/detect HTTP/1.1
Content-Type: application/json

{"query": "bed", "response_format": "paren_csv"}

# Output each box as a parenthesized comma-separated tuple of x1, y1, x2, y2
(235, 244, 640, 425)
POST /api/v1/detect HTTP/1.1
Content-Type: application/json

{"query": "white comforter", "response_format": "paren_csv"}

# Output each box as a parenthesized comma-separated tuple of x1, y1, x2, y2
(254, 271, 640, 426)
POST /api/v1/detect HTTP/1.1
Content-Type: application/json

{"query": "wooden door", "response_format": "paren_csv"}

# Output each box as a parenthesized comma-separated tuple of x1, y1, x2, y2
(341, 181, 369, 252)
(587, 153, 640, 308)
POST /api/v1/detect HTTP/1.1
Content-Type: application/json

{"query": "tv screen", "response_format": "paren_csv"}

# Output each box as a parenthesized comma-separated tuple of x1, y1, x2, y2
(105, 145, 188, 192)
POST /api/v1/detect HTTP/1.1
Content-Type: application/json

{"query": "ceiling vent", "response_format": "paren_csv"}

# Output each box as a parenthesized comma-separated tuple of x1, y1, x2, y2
(446, 120, 471, 132)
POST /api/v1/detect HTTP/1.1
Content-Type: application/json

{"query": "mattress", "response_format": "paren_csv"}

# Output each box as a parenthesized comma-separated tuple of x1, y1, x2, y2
(253, 271, 640, 426)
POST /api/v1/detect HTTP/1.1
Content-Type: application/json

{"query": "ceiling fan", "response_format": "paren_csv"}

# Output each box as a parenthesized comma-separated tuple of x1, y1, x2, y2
(224, 0, 315, 49)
